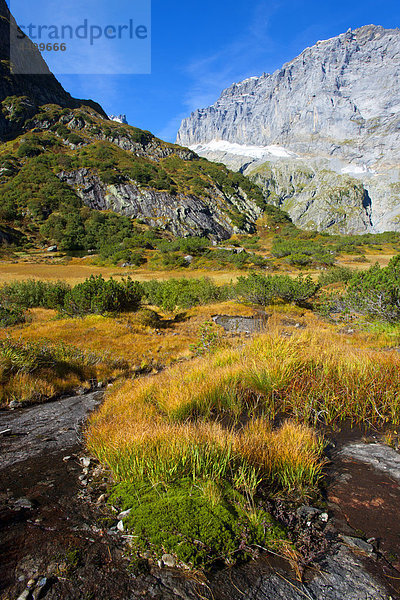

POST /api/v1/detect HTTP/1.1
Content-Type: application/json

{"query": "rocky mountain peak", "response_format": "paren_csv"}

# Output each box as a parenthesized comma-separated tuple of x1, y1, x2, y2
(177, 25, 400, 234)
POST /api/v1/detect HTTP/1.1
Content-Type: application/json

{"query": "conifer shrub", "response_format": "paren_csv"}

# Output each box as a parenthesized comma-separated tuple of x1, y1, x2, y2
(236, 272, 319, 306)
(0, 304, 25, 327)
(142, 277, 225, 310)
(62, 275, 143, 316)
(0, 279, 71, 309)
(343, 256, 400, 322)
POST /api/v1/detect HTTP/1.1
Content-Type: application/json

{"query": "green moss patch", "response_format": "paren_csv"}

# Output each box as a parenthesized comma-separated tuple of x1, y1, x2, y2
(110, 480, 287, 569)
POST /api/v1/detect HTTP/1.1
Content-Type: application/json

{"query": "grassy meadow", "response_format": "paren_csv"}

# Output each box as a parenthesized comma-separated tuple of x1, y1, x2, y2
(1, 225, 400, 570)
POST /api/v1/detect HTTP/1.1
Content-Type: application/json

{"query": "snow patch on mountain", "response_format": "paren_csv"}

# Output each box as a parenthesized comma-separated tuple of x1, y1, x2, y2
(190, 140, 298, 160)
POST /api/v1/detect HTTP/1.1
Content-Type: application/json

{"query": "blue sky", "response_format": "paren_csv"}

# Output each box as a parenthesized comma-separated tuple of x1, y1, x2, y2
(9, 0, 400, 141)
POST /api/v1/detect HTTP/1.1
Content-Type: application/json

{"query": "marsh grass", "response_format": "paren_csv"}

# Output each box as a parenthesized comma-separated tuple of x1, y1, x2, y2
(0, 338, 128, 407)
(88, 325, 400, 501)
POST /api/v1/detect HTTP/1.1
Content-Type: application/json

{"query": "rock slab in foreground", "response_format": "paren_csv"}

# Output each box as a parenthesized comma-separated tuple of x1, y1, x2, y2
(248, 547, 389, 600)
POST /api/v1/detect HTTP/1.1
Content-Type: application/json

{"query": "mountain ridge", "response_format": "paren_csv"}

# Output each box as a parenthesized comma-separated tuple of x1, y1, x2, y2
(177, 25, 400, 234)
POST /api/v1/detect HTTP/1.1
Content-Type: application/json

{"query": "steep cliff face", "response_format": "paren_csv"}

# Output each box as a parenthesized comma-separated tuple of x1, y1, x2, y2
(250, 161, 372, 234)
(0, 0, 105, 139)
(177, 25, 400, 233)
(58, 168, 261, 239)
(0, 103, 266, 242)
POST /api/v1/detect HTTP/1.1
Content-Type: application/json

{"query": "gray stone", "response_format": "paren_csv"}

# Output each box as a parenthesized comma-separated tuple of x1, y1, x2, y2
(0, 391, 104, 469)
(247, 546, 389, 599)
(296, 505, 321, 519)
(16, 590, 31, 600)
(117, 520, 124, 532)
(341, 443, 400, 482)
(46, 245, 57, 253)
(161, 554, 176, 568)
(80, 457, 91, 468)
(340, 535, 375, 557)
(117, 508, 132, 519)
(14, 497, 34, 510)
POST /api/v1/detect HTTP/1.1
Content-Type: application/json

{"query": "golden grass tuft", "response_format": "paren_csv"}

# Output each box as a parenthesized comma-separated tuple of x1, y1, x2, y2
(87, 323, 400, 498)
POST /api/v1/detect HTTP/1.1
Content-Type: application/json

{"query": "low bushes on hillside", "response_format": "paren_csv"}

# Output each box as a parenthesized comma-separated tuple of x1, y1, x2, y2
(142, 277, 226, 311)
(236, 272, 319, 306)
(62, 275, 143, 316)
(272, 239, 336, 267)
(318, 266, 355, 286)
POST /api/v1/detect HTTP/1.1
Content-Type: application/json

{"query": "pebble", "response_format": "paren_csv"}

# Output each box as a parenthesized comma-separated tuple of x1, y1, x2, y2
(320, 512, 329, 522)
(16, 590, 31, 600)
(117, 520, 124, 532)
(161, 554, 176, 568)
(9, 400, 21, 409)
(14, 498, 34, 510)
(80, 457, 91, 468)
(296, 505, 321, 519)
(117, 508, 132, 519)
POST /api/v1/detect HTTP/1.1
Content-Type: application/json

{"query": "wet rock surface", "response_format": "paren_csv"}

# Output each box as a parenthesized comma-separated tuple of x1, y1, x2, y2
(0, 391, 104, 469)
(341, 442, 400, 482)
(328, 440, 400, 591)
(0, 395, 398, 600)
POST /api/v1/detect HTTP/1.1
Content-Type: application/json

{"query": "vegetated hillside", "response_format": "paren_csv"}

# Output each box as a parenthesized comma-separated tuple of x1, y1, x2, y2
(0, 109, 267, 245)
(177, 25, 400, 234)
(0, 0, 272, 245)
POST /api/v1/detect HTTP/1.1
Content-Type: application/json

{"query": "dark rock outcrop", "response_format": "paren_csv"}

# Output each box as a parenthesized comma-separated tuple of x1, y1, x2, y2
(0, 0, 105, 139)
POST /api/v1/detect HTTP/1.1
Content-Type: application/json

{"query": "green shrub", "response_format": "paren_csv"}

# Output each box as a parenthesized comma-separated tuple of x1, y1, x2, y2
(0, 304, 25, 327)
(236, 272, 319, 306)
(17, 141, 43, 158)
(67, 133, 84, 145)
(62, 275, 143, 316)
(319, 266, 354, 286)
(0, 279, 71, 309)
(142, 277, 226, 311)
(343, 256, 400, 322)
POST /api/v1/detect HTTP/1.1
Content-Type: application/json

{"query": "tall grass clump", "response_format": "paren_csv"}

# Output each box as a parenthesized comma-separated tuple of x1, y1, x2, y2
(0, 338, 127, 407)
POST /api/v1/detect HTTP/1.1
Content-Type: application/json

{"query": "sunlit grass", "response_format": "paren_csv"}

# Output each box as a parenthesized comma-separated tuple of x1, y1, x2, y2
(87, 324, 400, 503)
